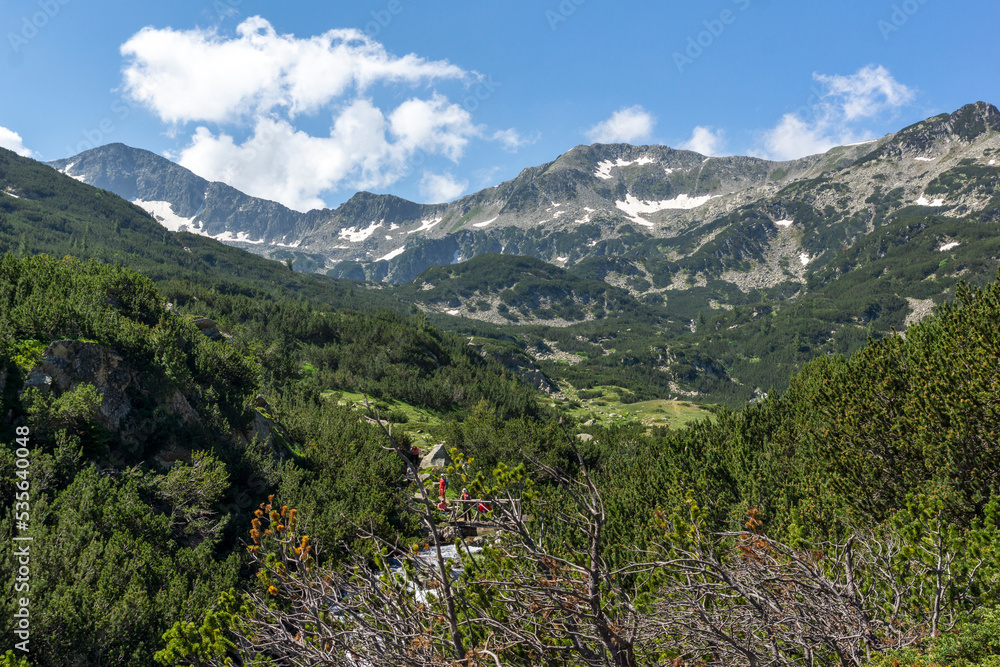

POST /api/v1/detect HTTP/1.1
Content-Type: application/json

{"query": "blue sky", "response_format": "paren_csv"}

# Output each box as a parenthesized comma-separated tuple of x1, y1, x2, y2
(1, 0, 997, 211)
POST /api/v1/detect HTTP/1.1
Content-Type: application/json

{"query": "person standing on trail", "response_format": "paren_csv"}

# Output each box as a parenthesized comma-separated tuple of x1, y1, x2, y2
(460, 488, 471, 520)
(409, 445, 420, 467)
(439, 474, 448, 500)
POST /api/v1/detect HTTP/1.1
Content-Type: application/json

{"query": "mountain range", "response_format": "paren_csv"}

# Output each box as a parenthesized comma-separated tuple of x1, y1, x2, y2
(12, 101, 1000, 404)
(49, 102, 1000, 296)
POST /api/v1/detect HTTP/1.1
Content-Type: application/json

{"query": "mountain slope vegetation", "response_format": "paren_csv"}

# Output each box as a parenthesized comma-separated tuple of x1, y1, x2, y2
(3, 115, 1000, 663)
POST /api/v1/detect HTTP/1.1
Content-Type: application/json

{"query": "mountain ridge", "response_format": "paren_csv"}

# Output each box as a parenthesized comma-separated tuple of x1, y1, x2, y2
(48, 103, 1000, 289)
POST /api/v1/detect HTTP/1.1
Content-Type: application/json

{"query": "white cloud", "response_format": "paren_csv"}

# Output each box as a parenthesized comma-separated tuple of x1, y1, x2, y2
(586, 105, 656, 144)
(757, 65, 914, 160)
(491, 128, 537, 152)
(121, 17, 493, 211)
(178, 95, 477, 211)
(814, 65, 915, 121)
(760, 115, 842, 161)
(419, 171, 467, 203)
(679, 126, 726, 156)
(0, 126, 35, 157)
(120, 17, 467, 124)
(387, 94, 476, 162)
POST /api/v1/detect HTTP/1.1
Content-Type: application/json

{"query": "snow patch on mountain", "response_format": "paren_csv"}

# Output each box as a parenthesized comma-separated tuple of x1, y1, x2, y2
(340, 220, 383, 243)
(377, 245, 407, 261)
(594, 157, 654, 180)
(615, 193, 716, 226)
(472, 217, 497, 228)
(408, 217, 443, 234)
(939, 241, 960, 251)
(133, 199, 207, 235)
(916, 195, 945, 206)
(215, 230, 265, 244)
(2, 189, 20, 198)
(799, 253, 811, 266)
(774, 219, 793, 227)
(914, 157, 935, 162)
(58, 163, 88, 182)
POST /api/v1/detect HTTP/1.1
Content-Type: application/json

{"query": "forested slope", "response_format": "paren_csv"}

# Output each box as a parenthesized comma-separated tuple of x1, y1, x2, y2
(0, 254, 540, 666)
(157, 269, 1000, 666)
(3, 141, 1000, 664)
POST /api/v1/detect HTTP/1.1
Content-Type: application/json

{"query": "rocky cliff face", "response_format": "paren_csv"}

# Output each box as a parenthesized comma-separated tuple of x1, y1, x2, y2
(21, 339, 288, 467)
(48, 144, 317, 243)
(24, 340, 149, 430)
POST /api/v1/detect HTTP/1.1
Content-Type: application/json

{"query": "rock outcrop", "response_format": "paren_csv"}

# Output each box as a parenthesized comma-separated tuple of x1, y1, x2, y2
(235, 396, 290, 460)
(23, 340, 202, 442)
(192, 317, 223, 340)
(420, 443, 451, 469)
(24, 340, 138, 429)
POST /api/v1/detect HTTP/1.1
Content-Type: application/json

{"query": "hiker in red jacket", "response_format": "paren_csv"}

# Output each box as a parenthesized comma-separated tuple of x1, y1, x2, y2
(438, 474, 448, 500)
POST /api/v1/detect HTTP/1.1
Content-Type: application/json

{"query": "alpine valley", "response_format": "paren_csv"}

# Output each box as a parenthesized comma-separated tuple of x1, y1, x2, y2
(4, 99, 1000, 667)
(39, 101, 1000, 405)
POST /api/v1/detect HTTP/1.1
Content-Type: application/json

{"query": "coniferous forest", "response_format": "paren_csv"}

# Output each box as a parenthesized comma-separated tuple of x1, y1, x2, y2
(3, 144, 1000, 666)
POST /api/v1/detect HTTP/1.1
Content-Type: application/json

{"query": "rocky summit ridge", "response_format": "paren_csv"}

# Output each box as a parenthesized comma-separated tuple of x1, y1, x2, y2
(49, 102, 1000, 294)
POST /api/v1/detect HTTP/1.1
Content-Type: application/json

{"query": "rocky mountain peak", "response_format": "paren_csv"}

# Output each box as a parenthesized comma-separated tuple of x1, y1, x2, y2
(336, 190, 435, 223)
(47, 103, 1000, 289)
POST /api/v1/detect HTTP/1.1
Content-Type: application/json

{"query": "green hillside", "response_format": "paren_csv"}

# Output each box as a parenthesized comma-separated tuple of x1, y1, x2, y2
(0, 147, 404, 313)
(3, 144, 1000, 664)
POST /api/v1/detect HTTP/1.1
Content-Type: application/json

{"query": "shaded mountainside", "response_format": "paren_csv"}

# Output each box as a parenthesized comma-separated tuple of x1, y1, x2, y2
(48, 143, 318, 244)
(1, 145, 406, 312)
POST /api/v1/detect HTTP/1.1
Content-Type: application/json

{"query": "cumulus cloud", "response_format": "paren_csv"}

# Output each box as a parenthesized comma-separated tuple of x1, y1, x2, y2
(758, 65, 915, 161)
(760, 115, 846, 162)
(0, 126, 35, 157)
(586, 105, 656, 144)
(419, 171, 468, 203)
(178, 95, 477, 211)
(679, 126, 726, 156)
(815, 65, 915, 121)
(120, 17, 467, 124)
(120, 17, 500, 211)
